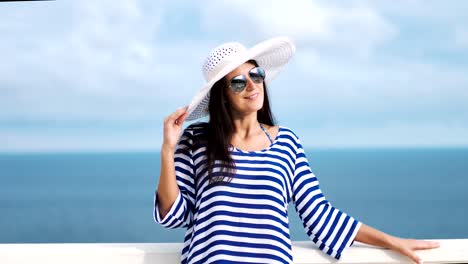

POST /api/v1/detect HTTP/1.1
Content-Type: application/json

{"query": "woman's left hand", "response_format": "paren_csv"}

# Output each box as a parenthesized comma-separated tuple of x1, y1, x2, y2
(389, 237, 440, 264)
(355, 224, 440, 264)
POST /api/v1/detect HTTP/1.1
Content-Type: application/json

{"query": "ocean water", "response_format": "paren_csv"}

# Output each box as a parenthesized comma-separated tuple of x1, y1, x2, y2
(0, 148, 467, 244)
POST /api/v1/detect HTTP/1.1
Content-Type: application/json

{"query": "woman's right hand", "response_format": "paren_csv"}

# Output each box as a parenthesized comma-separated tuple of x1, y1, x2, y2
(162, 105, 189, 152)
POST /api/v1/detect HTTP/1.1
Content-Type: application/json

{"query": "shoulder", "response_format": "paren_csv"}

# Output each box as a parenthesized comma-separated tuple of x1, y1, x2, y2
(260, 123, 297, 139)
(179, 121, 209, 150)
(183, 121, 209, 136)
(175, 122, 209, 153)
(261, 123, 280, 139)
(277, 125, 300, 141)
(275, 125, 304, 152)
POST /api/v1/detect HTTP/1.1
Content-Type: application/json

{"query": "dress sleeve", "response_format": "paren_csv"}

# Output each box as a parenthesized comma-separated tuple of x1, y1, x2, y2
(153, 126, 195, 229)
(292, 135, 361, 260)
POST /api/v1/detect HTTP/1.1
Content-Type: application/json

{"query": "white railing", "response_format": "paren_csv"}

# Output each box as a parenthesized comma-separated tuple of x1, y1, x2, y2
(0, 239, 467, 263)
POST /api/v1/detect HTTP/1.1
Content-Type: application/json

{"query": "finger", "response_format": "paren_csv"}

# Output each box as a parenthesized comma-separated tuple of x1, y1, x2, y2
(171, 107, 187, 119)
(167, 106, 188, 123)
(175, 106, 190, 124)
(174, 114, 184, 125)
(430, 241, 440, 247)
(177, 111, 189, 125)
(402, 248, 421, 264)
(413, 240, 440, 250)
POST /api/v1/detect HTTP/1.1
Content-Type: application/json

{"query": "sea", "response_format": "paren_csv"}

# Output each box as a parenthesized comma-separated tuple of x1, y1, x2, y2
(1, 148, 467, 244)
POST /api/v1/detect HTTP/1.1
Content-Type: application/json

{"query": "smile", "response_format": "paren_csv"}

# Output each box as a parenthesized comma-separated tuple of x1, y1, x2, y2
(244, 93, 259, 100)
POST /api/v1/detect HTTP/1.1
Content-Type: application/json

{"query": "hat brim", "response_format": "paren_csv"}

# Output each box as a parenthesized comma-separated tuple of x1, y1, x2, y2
(185, 36, 296, 121)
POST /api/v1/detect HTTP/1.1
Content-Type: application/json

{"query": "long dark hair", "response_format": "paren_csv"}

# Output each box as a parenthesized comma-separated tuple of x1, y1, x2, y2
(195, 60, 276, 187)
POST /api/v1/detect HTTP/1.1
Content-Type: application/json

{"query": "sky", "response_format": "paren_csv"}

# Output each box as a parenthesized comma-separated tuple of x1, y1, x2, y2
(1, 0, 467, 152)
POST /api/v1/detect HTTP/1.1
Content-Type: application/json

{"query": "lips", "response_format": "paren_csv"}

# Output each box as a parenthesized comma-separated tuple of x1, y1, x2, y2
(244, 93, 259, 99)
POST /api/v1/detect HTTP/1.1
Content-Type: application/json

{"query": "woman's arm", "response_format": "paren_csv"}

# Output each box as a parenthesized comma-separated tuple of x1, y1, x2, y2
(291, 134, 361, 259)
(156, 145, 179, 219)
(355, 223, 440, 264)
(156, 106, 189, 220)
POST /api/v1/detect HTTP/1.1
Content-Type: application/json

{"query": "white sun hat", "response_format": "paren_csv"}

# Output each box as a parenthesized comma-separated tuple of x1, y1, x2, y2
(185, 36, 296, 121)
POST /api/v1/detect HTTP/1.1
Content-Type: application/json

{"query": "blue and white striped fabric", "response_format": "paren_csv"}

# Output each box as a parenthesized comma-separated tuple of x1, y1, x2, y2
(154, 122, 361, 264)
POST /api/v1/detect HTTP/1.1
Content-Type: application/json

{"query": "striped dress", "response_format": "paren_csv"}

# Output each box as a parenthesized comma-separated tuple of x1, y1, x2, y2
(154, 121, 361, 264)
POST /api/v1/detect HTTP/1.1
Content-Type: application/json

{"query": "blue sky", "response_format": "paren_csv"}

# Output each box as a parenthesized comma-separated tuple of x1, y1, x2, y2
(1, 0, 467, 152)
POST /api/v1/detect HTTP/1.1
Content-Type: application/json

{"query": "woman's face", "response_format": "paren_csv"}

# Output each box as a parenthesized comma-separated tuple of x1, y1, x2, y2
(223, 62, 264, 116)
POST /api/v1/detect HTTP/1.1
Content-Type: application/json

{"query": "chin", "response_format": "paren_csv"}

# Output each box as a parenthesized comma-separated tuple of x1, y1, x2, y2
(248, 103, 264, 112)
(235, 96, 264, 113)
(236, 104, 263, 115)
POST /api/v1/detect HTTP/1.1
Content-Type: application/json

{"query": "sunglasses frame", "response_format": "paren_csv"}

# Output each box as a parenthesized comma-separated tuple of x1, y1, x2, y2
(227, 66, 266, 93)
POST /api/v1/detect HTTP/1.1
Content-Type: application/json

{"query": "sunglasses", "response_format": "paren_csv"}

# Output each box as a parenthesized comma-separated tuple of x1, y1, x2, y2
(228, 66, 266, 93)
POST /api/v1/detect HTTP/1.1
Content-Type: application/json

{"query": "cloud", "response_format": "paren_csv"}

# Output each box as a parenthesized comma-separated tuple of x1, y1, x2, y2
(455, 26, 468, 49)
(0, 0, 190, 122)
(200, 0, 397, 57)
(1, 0, 467, 151)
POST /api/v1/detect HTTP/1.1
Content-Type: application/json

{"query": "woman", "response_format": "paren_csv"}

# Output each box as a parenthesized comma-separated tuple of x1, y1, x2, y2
(154, 37, 439, 264)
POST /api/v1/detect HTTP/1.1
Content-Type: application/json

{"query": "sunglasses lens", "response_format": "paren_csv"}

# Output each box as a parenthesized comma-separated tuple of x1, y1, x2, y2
(249, 67, 266, 83)
(230, 76, 247, 93)
(228, 67, 265, 93)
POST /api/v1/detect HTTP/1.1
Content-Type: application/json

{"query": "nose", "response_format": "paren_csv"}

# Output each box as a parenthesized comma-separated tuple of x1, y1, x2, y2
(245, 76, 257, 91)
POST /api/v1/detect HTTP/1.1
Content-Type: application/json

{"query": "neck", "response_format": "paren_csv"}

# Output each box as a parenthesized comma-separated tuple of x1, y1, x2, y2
(231, 113, 261, 139)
